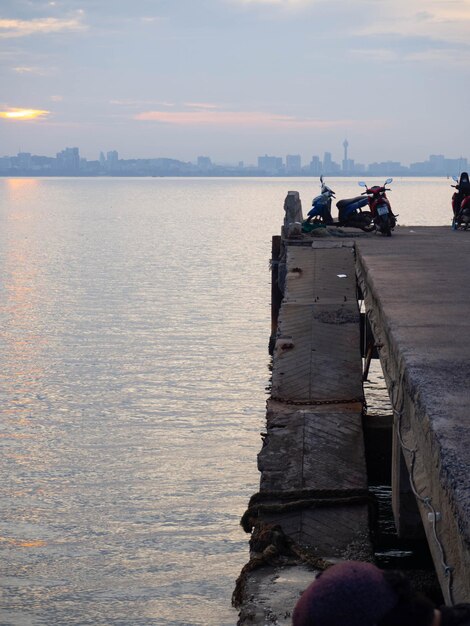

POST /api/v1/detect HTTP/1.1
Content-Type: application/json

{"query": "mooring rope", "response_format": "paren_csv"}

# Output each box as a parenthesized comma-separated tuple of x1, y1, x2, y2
(240, 487, 376, 533)
(270, 396, 364, 406)
(232, 519, 336, 609)
(233, 488, 378, 609)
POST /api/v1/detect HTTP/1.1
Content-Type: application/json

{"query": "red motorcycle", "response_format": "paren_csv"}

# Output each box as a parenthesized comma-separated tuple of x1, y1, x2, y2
(451, 172, 470, 230)
(358, 178, 396, 237)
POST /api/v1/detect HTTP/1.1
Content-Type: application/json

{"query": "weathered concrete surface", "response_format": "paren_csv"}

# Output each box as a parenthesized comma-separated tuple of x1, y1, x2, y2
(261, 402, 367, 493)
(272, 245, 364, 404)
(236, 242, 372, 624)
(355, 225, 470, 603)
(236, 564, 318, 626)
(272, 302, 364, 403)
(257, 401, 370, 557)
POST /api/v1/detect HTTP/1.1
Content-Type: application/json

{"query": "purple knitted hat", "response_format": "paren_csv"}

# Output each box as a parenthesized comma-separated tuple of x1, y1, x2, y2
(292, 561, 399, 626)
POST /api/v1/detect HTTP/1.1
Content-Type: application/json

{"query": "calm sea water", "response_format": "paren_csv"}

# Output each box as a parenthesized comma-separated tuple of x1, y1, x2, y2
(0, 177, 452, 626)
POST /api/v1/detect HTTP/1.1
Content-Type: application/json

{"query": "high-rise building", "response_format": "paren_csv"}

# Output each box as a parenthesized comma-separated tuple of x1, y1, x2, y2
(56, 147, 80, 172)
(286, 154, 301, 174)
(197, 156, 212, 170)
(107, 150, 118, 159)
(107, 150, 119, 169)
(258, 155, 283, 174)
(309, 156, 322, 176)
(323, 152, 332, 174)
(17, 152, 32, 170)
(322, 151, 341, 174)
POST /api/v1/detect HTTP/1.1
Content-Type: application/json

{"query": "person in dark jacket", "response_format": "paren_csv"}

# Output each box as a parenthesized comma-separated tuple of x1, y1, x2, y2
(452, 172, 470, 218)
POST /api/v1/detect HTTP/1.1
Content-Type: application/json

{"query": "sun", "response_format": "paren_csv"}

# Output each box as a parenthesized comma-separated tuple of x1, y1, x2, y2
(0, 109, 50, 120)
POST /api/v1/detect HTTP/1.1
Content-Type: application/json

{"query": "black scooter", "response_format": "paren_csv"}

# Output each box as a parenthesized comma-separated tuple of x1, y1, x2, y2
(304, 177, 374, 232)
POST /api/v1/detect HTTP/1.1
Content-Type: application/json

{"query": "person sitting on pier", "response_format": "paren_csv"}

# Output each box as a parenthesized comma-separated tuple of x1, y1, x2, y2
(453, 172, 470, 218)
(292, 560, 470, 626)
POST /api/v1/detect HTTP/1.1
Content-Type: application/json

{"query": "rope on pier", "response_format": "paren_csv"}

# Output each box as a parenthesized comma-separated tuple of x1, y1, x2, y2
(232, 519, 334, 609)
(240, 488, 376, 533)
(233, 488, 378, 608)
(270, 396, 364, 406)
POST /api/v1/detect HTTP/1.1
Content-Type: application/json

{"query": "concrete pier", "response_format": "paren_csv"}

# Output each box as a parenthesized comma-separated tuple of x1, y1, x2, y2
(355, 226, 470, 603)
(235, 212, 470, 622)
(235, 239, 373, 625)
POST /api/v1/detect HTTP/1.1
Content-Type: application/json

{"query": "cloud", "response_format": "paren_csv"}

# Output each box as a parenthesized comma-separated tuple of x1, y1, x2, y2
(12, 66, 37, 73)
(350, 48, 399, 63)
(0, 108, 50, 120)
(336, 1, 470, 66)
(11, 65, 55, 75)
(135, 108, 357, 129)
(356, 0, 470, 45)
(110, 99, 176, 108)
(350, 30, 470, 65)
(233, 0, 312, 5)
(231, 0, 470, 54)
(225, 0, 318, 16)
(184, 102, 221, 110)
(0, 16, 86, 38)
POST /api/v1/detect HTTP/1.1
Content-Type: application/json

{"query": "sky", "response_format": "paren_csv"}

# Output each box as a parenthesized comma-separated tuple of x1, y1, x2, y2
(1, 0, 470, 165)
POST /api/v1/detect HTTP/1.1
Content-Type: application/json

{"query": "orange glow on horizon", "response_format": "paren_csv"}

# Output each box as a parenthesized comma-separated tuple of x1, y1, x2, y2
(135, 109, 352, 129)
(0, 108, 49, 121)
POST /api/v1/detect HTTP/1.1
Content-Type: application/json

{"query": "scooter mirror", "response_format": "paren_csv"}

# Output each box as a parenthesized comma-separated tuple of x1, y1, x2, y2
(358, 181, 366, 187)
(385, 178, 393, 184)
(452, 176, 459, 182)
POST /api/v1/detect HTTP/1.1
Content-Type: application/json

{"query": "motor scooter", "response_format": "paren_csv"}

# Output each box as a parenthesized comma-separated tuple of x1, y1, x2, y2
(304, 177, 374, 231)
(305, 176, 335, 225)
(358, 178, 396, 236)
(451, 172, 470, 230)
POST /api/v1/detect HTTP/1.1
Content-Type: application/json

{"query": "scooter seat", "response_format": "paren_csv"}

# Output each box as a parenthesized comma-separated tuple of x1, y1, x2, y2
(336, 195, 368, 210)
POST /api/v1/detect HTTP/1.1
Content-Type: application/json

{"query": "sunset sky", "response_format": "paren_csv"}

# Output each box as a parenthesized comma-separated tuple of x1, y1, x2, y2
(1, 0, 470, 164)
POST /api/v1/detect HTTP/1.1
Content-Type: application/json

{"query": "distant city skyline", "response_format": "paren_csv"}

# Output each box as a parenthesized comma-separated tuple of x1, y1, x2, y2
(1, 144, 467, 177)
(1, 140, 469, 171)
(1, 1, 470, 164)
